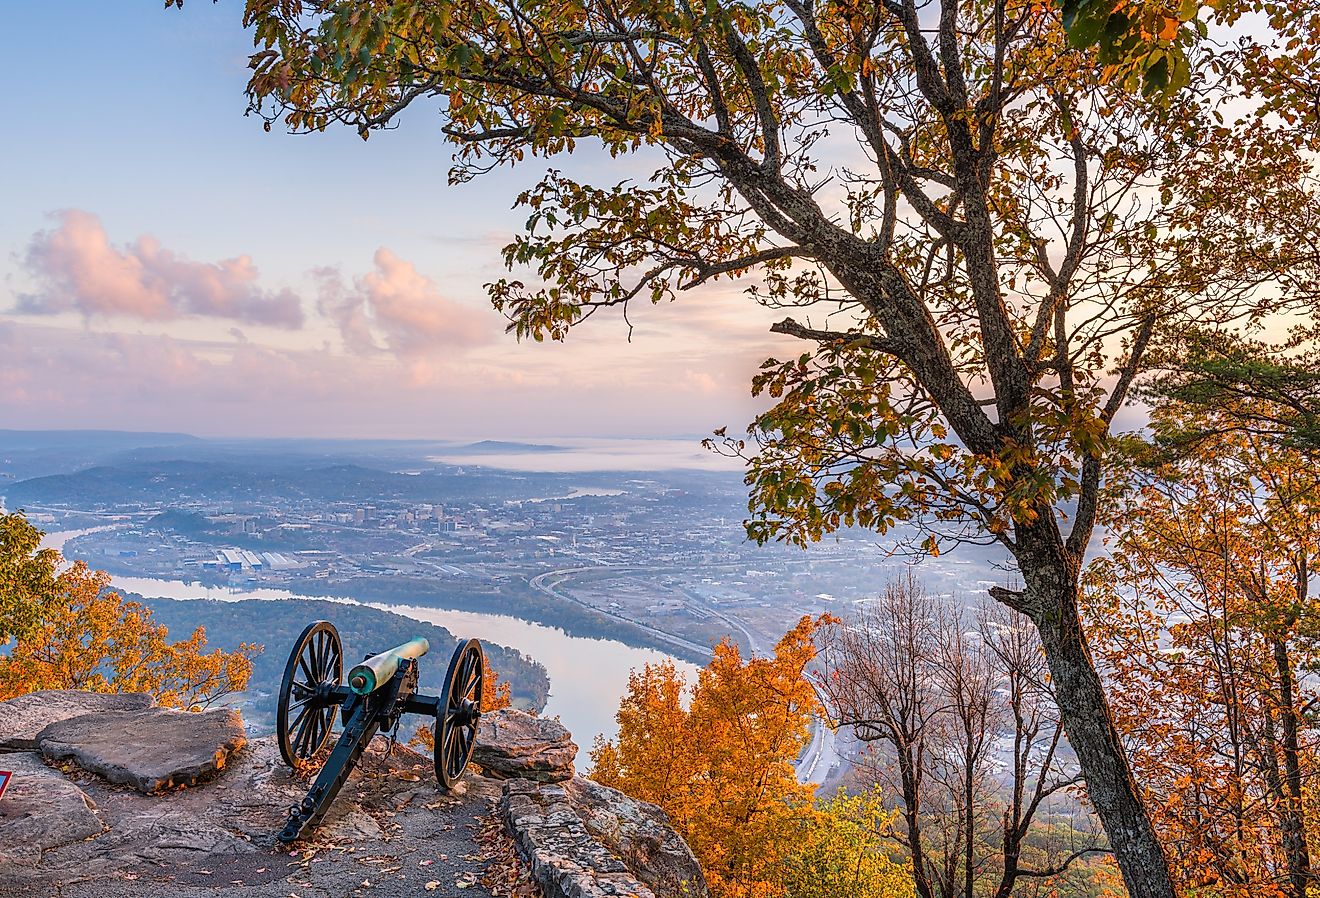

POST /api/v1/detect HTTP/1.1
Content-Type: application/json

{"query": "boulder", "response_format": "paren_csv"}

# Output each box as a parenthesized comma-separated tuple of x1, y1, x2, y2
(0, 690, 155, 751)
(0, 752, 104, 867)
(501, 778, 655, 898)
(566, 778, 709, 898)
(474, 708, 577, 783)
(37, 707, 246, 793)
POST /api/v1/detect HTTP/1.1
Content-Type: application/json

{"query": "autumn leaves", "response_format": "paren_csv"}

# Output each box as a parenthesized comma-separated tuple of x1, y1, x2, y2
(591, 616, 915, 898)
(0, 512, 255, 708)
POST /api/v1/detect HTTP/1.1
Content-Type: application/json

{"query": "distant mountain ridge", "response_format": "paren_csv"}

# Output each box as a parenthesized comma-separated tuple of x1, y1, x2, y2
(0, 429, 202, 449)
(3, 459, 579, 507)
(439, 440, 567, 454)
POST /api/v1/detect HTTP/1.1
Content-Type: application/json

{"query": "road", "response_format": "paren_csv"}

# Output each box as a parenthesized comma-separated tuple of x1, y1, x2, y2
(528, 566, 714, 659)
(796, 714, 837, 785)
(534, 564, 839, 785)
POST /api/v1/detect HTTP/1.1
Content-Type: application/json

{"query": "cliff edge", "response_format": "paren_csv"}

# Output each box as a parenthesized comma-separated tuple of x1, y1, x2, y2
(0, 692, 706, 898)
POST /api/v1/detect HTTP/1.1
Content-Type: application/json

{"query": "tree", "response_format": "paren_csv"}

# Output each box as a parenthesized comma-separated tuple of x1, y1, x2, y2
(1087, 404, 1320, 898)
(591, 617, 837, 898)
(186, 1, 1320, 893)
(816, 575, 1105, 898)
(780, 786, 917, 898)
(0, 513, 257, 709)
(1141, 330, 1320, 453)
(1061, 0, 1320, 113)
(0, 512, 61, 646)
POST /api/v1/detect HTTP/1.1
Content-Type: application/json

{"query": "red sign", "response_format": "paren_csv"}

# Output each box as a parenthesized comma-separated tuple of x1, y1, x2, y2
(0, 771, 10, 801)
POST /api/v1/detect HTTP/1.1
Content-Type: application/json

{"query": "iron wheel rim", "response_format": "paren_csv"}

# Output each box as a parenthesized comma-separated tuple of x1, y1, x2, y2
(436, 638, 483, 789)
(277, 620, 342, 768)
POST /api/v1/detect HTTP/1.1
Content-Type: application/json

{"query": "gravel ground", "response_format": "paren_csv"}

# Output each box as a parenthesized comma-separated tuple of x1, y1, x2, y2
(0, 739, 513, 898)
(24, 792, 498, 898)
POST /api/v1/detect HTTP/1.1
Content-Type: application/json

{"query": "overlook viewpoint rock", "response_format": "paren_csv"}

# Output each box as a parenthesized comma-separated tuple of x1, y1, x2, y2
(0, 693, 706, 898)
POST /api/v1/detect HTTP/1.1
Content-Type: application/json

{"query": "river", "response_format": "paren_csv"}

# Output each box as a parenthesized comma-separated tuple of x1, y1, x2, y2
(40, 529, 699, 766)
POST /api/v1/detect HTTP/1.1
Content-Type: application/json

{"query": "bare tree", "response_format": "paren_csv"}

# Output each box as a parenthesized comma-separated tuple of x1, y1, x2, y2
(816, 571, 945, 898)
(816, 574, 1107, 898)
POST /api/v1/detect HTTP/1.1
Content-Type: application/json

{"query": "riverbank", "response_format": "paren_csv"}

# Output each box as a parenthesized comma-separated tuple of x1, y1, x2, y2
(44, 524, 699, 764)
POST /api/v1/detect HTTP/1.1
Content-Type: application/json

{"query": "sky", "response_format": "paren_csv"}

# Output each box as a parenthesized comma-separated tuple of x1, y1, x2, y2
(1, 3, 788, 441)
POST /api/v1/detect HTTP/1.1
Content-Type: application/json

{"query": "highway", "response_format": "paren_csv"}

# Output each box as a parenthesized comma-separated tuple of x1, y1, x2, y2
(796, 714, 837, 784)
(528, 566, 714, 659)
(531, 563, 839, 785)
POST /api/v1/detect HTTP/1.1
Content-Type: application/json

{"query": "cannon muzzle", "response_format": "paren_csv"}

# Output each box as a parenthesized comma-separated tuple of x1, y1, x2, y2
(348, 636, 430, 695)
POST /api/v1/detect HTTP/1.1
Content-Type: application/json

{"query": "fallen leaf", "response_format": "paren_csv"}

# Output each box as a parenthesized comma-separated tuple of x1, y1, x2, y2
(425, 882, 441, 891)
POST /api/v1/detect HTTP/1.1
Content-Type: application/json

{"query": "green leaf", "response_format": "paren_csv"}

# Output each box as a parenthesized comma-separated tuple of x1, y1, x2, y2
(1143, 56, 1170, 95)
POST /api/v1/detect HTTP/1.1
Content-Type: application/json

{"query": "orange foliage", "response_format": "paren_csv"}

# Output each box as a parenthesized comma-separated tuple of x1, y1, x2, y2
(0, 514, 256, 709)
(590, 616, 824, 898)
(1087, 423, 1320, 898)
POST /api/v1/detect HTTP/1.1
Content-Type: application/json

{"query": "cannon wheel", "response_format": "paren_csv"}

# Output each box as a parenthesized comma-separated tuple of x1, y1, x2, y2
(435, 638, 484, 789)
(277, 620, 343, 768)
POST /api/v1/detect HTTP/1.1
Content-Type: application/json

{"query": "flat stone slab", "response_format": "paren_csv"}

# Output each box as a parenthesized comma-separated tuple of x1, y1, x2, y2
(0, 690, 155, 751)
(38, 708, 246, 793)
(0, 752, 104, 867)
(474, 709, 577, 783)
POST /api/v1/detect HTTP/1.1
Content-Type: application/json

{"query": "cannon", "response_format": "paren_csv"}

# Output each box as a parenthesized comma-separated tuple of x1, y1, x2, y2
(273, 621, 485, 843)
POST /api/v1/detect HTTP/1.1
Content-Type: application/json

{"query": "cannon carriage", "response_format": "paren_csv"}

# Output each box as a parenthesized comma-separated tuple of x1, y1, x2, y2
(274, 620, 485, 843)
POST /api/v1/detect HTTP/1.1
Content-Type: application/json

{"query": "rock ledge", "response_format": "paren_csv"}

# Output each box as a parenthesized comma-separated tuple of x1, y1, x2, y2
(499, 777, 709, 898)
(38, 707, 247, 793)
(0, 690, 156, 751)
(473, 708, 578, 783)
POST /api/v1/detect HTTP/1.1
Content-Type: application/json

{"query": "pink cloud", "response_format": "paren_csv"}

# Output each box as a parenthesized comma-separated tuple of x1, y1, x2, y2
(0, 323, 767, 440)
(317, 248, 492, 355)
(19, 210, 304, 328)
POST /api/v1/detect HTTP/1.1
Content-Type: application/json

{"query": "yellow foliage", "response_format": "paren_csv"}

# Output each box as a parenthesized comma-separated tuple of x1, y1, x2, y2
(591, 616, 910, 898)
(0, 512, 256, 709)
(780, 787, 914, 898)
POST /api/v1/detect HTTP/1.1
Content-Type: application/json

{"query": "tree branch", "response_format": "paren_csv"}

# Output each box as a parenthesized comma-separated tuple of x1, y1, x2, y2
(770, 317, 905, 358)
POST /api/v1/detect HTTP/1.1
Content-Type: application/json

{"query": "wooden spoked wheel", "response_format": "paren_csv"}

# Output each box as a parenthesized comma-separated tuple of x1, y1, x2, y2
(436, 638, 484, 789)
(277, 620, 343, 768)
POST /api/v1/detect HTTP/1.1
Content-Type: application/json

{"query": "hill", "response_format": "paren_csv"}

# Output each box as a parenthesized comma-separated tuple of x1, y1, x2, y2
(133, 596, 550, 727)
(4, 459, 578, 508)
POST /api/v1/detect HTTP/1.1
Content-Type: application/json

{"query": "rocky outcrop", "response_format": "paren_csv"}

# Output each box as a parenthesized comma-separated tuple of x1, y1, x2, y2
(0, 689, 156, 751)
(566, 778, 709, 898)
(498, 778, 708, 898)
(0, 733, 501, 895)
(473, 708, 578, 783)
(501, 779, 655, 898)
(0, 690, 705, 898)
(37, 707, 248, 793)
(0, 752, 104, 868)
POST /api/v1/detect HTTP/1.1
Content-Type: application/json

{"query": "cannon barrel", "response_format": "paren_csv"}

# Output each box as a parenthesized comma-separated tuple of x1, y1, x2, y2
(348, 636, 430, 695)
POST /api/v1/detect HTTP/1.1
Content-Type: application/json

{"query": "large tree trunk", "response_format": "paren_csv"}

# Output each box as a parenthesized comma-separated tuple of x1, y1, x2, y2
(1005, 533, 1179, 898)
(1271, 635, 1310, 898)
(1033, 608, 1174, 897)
